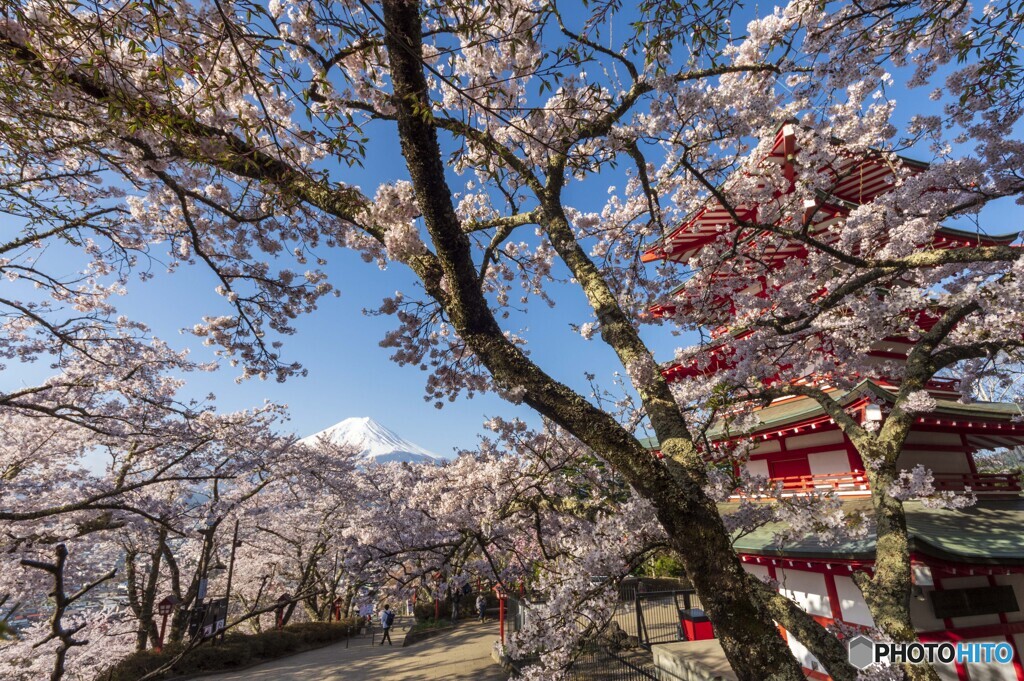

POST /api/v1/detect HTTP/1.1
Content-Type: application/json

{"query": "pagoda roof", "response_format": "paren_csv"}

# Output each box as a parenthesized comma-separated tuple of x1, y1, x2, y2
(655, 323, 945, 385)
(726, 498, 1024, 565)
(740, 380, 1023, 434)
(640, 379, 1024, 446)
(641, 122, 1020, 266)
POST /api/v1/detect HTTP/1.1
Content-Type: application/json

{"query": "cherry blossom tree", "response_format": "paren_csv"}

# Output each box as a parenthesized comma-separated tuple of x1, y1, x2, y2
(0, 1, 1022, 679)
(228, 437, 364, 629)
(657, 47, 1024, 679)
(0, 342, 303, 672)
(345, 419, 668, 673)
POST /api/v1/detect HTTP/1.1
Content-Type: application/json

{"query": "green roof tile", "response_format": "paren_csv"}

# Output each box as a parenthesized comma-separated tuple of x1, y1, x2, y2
(725, 498, 1024, 565)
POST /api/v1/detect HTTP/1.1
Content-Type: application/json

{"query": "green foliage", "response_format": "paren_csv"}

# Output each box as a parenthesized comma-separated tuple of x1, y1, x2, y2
(185, 640, 252, 670)
(639, 549, 688, 578)
(413, 600, 440, 621)
(99, 620, 361, 681)
(409, 618, 456, 633)
(246, 629, 301, 659)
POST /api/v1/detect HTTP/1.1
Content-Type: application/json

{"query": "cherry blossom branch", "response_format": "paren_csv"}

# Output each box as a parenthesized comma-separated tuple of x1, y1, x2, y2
(745, 574, 857, 681)
(0, 26, 371, 229)
(20, 544, 117, 681)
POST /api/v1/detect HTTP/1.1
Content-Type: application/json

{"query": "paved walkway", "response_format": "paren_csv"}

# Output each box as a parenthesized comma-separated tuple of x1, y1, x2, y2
(191, 619, 509, 681)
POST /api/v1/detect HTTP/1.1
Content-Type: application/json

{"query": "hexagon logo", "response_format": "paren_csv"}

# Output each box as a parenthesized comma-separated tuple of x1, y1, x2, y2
(848, 635, 875, 669)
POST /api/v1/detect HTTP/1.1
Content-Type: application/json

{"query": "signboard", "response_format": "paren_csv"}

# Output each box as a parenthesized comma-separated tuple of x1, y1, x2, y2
(930, 585, 1019, 620)
(203, 598, 228, 638)
(187, 598, 228, 640)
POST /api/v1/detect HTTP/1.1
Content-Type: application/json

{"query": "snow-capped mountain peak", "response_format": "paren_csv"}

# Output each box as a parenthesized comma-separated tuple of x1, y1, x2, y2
(300, 416, 440, 464)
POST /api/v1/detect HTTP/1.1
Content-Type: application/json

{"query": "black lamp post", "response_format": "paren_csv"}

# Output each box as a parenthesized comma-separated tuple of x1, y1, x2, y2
(217, 519, 241, 643)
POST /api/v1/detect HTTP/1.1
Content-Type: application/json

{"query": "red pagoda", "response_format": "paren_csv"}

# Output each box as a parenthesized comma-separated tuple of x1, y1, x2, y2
(643, 123, 1024, 681)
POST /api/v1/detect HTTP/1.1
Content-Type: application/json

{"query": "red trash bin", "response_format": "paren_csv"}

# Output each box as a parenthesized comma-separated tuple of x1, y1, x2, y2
(680, 608, 715, 640)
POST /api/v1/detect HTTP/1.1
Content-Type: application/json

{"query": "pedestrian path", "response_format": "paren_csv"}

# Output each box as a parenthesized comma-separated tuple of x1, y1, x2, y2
(190, 619, 509, 681)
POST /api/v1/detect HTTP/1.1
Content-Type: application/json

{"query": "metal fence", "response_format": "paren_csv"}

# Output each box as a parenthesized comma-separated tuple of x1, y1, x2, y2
(509, 644, 658, 681)
(504, 583, 707, 679)
(507, 594, 529, 636)
(612, 588, 703, 647)
(566, 645, 659, 681)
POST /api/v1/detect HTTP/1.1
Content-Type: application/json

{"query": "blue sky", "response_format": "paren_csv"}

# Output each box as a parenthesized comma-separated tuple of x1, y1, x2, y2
(3, 4, 1021, 458)
(52, 121, 670, 457)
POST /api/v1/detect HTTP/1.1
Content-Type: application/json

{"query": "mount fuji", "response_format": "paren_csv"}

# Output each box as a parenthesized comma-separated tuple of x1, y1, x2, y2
(300, 417, 442, 465)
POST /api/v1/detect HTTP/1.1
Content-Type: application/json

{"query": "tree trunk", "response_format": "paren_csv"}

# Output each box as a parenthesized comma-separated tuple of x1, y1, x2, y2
(859, 462, 940, 681)
(655, 493, 809, 680)
(378, 1, 809, 677)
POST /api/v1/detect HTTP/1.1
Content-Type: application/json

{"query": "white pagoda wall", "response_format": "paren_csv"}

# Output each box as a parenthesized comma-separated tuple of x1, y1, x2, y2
(742, 430, 854, 478)
(741, 563, 1023, 681)
(807, 450, 852, 476)
(776, 567, 832, 618)
(742, 426, 983, 480)
(963, 638, 1019, 681)
(744, 458, 770, 478)
(833, 574, 874, 627)
(785, 430, 845, 451)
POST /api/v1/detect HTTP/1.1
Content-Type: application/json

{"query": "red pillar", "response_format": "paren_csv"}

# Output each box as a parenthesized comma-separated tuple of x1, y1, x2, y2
(157, 613, 169, 652)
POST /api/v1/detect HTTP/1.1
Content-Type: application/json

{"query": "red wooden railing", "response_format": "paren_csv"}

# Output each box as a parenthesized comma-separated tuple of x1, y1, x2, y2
(932, 472, 1021, 494)
(732, 471, 1021, 498)
(771, 471, 870, 495)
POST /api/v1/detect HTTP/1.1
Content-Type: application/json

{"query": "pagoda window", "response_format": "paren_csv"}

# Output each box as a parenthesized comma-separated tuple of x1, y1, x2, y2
(936, 576, 1005, 630)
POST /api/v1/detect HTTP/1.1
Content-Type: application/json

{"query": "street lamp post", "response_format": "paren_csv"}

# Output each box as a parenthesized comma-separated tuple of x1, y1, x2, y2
(275, 593, 292, 630)
(156, 595, 179, 651)
(217, 519, 241, 643)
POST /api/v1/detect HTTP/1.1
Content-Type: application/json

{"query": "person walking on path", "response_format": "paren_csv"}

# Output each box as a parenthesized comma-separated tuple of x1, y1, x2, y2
(475, 594, 487, 623)
(379, 604, 395, 646)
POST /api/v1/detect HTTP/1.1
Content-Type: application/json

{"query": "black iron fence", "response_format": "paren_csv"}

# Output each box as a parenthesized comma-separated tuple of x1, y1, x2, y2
(612, 588, 704, 647)
(509, 644, 658, 681)
(504, 584, 709, 679)
(567, 645, 659, 681)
